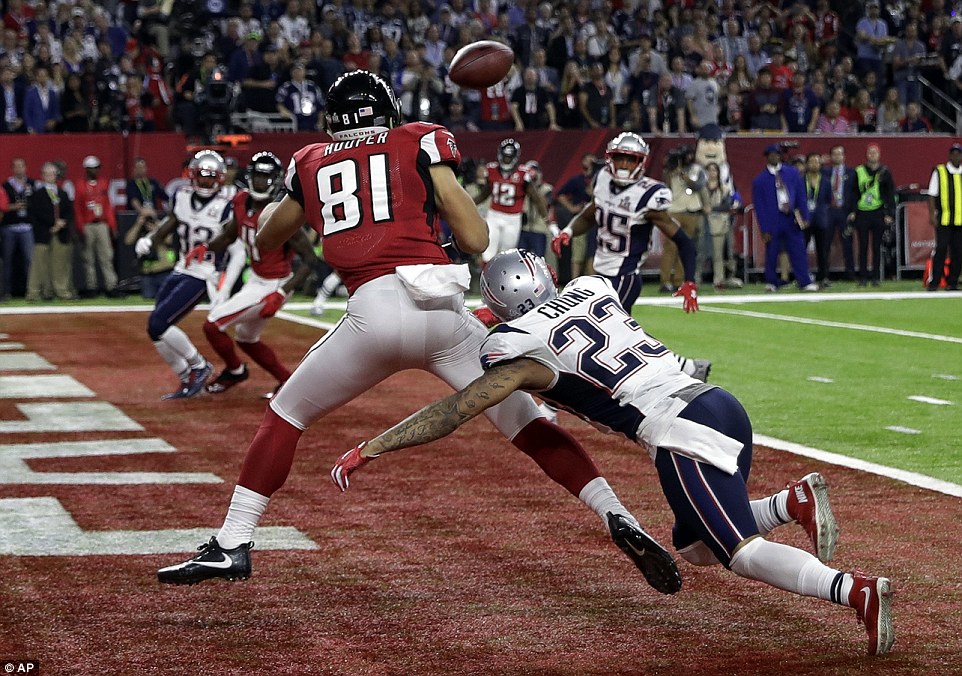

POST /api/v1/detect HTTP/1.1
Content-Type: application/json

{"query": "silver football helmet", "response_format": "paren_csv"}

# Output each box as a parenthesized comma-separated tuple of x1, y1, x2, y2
(605, 132, 650, 186)
(188, 149, 227, 198)
(481, 249, 557, 322)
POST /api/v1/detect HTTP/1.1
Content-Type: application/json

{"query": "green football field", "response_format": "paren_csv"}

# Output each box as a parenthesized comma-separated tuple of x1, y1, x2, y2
(296, 286, 962, 487)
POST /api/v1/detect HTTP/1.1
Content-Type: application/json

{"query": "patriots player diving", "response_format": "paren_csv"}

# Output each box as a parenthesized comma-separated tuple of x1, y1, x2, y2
(334, 249, 895, 658)
(135, 150, 245, 399)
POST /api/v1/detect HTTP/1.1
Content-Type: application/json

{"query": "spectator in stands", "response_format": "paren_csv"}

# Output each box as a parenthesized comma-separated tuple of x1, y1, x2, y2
(719, 79, 745, 131)
(627, 34, 666, 78)
(23, 65, 59, 133)
(686, 61, 720, 131)
(899, 100, 933, 132)
(655, 71, 686, 134)
(728, 54, 753, 93)
(745, 68, 786, 131)
(579, 61, 615, 129)
(546, 15, 577, 73)
(237, 2, 263, 40)
(26, 161, 74, 301)
(766, 46, 793, 90)
(441, 96, 478, 132)
(309, 37, 346, 93)
(0, 64, 25, 133)
(276, 61, 323, 130)
(531, 47, 560, 94)
(855, 1, 892, 80)
(815, 99, 851, 134)
(705, 44, 733, 87)
(123, 76, 156, 132)
(137, 0, 170, 57)
(342, 32, 370, 72)
(783, 72, 820, 133)
(744, 34, 768, 78)
(241, 46, 280, 113)
(407, 1, 431, 44)
(715, 17, 748, 65)
(75, 155, 119, 298)
(1, 157, 34, 301)
(876, 87, 905, 133)
(892, 22, 925, 104)
(511, 66, 560, 131)
(939, 16, 962, 90)
(229, 31, 265, 84)
(278, 0, 310, 49)
(849, 88, 877, 132)
(512, 6, 540, 68)
(252, 0, 284, 25)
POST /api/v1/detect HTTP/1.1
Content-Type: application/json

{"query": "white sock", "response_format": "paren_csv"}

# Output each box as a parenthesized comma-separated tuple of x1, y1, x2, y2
(229, 364, 246, 375)
(217, 485, 270, 549)
(730, 537, 853, 605)
(578, 477, 639, 532)
(314, 272, 341, 305)
(160, 326, 204, 368)
(153, 339, 189, 381)
(749, 490, 791, 536)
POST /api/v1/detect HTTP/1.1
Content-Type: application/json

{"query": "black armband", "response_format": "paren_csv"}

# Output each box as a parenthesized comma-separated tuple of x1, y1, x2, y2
(671, 227, 697, 283)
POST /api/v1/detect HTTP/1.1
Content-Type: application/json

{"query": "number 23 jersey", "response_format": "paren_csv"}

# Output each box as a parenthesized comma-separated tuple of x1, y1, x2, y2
(480, 275, 698, 441)
(285, 122, 458, 294)
(591, 171, 672, 277)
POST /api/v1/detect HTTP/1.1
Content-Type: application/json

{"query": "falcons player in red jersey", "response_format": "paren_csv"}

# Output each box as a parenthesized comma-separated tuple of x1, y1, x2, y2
(472, 138, 548, 262)
(183, 151, 317, 395)
(157, 71, 679, 593)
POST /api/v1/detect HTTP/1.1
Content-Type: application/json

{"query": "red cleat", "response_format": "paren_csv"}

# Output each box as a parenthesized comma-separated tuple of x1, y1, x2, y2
(849, 572, 895, 656)
(786, 472, 839, 562)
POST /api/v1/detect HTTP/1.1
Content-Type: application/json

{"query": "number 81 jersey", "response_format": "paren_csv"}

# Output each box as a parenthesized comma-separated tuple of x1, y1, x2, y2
(591, 171, 672, 277)
(480, 276, 697, 440)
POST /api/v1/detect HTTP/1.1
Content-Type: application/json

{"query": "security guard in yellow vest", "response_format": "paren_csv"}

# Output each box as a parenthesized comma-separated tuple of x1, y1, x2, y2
(926, 143, 962, 291)
(847, 144, 896, 286)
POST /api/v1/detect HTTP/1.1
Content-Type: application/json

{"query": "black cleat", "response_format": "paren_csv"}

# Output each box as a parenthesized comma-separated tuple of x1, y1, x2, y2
(157, 537, 253, 585)
(206, 364, 250, 393)
(608, 512, 682, 595)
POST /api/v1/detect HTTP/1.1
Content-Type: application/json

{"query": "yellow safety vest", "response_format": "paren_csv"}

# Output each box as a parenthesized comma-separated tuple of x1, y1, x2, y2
(855, 165, 883, 211)
(936, 164, 962, 226)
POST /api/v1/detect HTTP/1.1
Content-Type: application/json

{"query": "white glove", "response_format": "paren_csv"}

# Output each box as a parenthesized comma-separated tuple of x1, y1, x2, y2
(548, 222, 560, 238)
(134, 236, 153, 257)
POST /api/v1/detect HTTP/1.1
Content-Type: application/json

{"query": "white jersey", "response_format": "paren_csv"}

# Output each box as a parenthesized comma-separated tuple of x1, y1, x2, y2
(170, 186, 235, 280)
(591, 170, 672, 277)
(481, 275, 700, 440)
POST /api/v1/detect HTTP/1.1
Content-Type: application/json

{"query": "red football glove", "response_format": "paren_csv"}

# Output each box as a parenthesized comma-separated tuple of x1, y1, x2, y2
(259, 290, 287, 318)
(673, 281, 699, 313)
(472, 306, 500, 328)
(550, 230, 571, 257)
(331, 441, 376, 492)
(185, 243, 208, 266)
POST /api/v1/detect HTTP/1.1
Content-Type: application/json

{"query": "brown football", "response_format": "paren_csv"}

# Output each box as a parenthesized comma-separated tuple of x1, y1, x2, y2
(448, 41, 514, 89)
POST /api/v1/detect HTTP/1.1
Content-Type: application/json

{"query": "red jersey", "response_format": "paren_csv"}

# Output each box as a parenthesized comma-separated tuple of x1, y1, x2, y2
(815, 10, 840, 44)
(232, 191, 293, 279)
(484, 163, 532, 216)
(74, 178, 117, 233)
(479, 83, 511, 123)
(286, 122, 457, 294)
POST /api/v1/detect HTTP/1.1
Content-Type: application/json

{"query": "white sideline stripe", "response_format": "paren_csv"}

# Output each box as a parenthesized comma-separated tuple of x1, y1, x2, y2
(0, 342, 26, 350)
(755, 434, 962, 498)
(908, 395, 953, 405)
(274, 310, 338, 330)
(886, 426, 921, 435)
(701, 307, 962, 344)
(807, 376, 834, 383)
(933, 374, 960, 380)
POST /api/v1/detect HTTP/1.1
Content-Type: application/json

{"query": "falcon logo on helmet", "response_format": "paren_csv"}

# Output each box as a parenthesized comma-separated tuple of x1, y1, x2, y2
(246, 151, 283, 201)
(324, 70, 401, 141)
(605, 132, 650, 186)
(480, 248, 558, 322)
(188, 150, 227, 198)
(498, 138, 521, 173)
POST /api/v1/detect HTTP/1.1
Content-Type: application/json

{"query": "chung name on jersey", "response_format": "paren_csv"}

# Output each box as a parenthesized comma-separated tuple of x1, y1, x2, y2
(537, 287, 596, 319)
(323, 131, 390, 155)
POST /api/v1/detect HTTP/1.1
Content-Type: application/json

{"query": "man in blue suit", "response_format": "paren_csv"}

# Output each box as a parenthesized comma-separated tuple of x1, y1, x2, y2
(825, 145, 857, 280)
(751, 144, 817, 291)
(23, 66, 60, 134)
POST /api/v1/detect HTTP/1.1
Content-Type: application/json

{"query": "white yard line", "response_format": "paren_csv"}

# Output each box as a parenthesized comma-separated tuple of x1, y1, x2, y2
(907, 395, 953, 405)
(886, 426, 921, 435)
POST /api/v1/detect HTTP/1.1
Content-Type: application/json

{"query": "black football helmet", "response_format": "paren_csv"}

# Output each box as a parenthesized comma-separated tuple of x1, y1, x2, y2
(324, 70, 401, 140)
(498, 138, 521, 172)
(246, 151, 283, 200)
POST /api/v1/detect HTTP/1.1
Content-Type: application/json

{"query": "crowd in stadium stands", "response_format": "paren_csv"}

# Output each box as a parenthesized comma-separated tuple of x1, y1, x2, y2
(3, 0, 962, 139)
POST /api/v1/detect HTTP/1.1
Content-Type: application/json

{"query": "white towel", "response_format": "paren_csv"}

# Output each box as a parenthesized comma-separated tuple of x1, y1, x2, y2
(635, 397, 742, 475)
(396, 264, 470, 301)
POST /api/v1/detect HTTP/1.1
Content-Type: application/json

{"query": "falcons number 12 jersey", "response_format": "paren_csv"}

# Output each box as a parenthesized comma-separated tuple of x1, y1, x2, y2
(285, 122, 458, 294)
(591, 171, 672, 277)
(485, 162, 532, 216)
(171, 186, 234, 280)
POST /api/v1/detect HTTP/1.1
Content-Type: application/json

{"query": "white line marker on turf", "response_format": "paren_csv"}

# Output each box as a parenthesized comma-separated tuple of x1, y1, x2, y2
(807, 376, 834, 383)
(933, 374, 960, 380)
(908, 395, 953, 406)
(886, 426, 921, 435)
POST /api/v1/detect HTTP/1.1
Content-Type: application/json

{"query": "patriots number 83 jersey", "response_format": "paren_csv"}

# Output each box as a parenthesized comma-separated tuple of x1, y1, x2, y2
(591, 171, 672, 277)
(480, 276, 697, 440)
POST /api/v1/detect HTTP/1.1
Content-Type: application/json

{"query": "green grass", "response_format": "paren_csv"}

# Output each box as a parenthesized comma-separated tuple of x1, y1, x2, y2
(637, 297, 962, 484)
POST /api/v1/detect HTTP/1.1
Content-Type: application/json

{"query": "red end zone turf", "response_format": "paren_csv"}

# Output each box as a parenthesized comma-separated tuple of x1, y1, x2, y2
(0, 312, 960, 673)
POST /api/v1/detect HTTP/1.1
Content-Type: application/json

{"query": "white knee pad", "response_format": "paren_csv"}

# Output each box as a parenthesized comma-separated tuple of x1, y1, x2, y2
(677, 541, 720, 567)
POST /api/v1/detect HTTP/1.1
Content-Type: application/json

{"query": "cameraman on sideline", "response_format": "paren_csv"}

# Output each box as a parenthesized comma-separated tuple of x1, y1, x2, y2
(661, 145, 708, 292)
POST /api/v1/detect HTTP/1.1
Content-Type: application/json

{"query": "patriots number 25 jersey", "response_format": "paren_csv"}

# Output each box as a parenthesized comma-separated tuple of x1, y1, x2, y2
(591, 171, 672, 277)
(481, 276, 697, 440)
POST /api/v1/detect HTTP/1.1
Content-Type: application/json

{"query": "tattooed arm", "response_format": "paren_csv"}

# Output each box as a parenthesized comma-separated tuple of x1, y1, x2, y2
(365, 358, 554, 457)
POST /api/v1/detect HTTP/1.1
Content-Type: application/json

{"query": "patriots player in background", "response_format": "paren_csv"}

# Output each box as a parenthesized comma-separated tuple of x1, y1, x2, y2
(472, 138, 548, 263)
(551, 132, 711, 382)
(157, 71, 681, 596)
(135, 150, 246, 399)
(183, 151, 318, 395)
(333, 249, 895, 657)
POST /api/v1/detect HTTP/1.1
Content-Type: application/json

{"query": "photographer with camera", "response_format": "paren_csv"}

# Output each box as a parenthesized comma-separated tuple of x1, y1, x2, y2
(124, 158, 173, 299)
(661, 144, 708, 293)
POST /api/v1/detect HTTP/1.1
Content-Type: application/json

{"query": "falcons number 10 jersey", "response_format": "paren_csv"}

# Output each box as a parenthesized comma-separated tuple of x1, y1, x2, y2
(285, 122, 458, 294)
(591, 171, 672, 277)
(171, 186, 234, 280)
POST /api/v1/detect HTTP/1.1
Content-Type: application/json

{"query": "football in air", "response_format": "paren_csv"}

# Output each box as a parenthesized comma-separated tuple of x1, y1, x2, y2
(448, 41, 514, 89)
